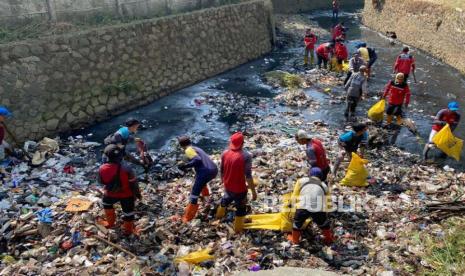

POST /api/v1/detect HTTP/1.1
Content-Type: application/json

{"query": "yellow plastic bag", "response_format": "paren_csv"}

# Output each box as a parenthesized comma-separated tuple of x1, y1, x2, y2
(341, 153, 369, 187)
(432, 124, 463, 161)
(367, 99, 385, 122)
(342, 60, 349, 72)
(330, 57, 349, 73)
(175, 248, 214, 264)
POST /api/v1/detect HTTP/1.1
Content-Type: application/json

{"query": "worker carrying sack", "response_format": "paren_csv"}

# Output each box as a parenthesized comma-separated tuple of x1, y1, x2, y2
(432, 124, 463, 161)
(367, 99, 385, 122)
(341, 152, 369, 187)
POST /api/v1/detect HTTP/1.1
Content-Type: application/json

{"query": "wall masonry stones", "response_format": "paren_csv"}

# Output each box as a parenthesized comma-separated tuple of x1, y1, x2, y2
(363, 0, 465, 75)
(0, 0, 273, 142)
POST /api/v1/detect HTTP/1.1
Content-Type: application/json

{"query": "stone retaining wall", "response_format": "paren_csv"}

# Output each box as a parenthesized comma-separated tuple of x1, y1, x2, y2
(363, 0, 465, 74)
(0, 0, 273, 142)
(272, 0, 363, 14)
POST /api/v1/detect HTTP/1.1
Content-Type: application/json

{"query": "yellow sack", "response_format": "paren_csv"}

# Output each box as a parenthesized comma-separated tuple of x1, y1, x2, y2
(432, 124, 463, 161)
(341, 153, 369, 187)
(175, 248, 214, 264)
(367, 99, 385, 122)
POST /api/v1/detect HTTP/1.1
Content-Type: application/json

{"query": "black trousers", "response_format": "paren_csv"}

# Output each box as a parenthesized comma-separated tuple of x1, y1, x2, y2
(317, 54, 328, 68)
(344, 71, 353, 85)
(103, 196, 135, 221)
(345, 96, 360, 118)
(293, 209, 329, 230)
(220, 190, 248, 216)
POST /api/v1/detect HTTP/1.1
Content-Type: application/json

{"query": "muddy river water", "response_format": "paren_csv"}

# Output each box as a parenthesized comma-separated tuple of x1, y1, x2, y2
(73, 9, 465, 169)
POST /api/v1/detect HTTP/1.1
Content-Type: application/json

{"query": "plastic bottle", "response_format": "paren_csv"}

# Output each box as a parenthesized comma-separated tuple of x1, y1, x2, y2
(178, 262, 190, 276)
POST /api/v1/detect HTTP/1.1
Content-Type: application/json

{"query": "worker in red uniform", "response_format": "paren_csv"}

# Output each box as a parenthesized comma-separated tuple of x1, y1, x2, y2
(382, 73, 411, 126)
(423, 102, 461, 159)
(0, 106, 13, 161)
(216, 132, 257, 233)
(98, 144, 141, 236)
(332, 0, 340, 20)
(295, 130, 331, 182)
(316, 42, 333, 69)
(178, 136, 218, 223)
(393, 46, 415, 81)
(334, 39, 348, 72)
(304, 28, 318, 66)
(332, 22, 346, 41)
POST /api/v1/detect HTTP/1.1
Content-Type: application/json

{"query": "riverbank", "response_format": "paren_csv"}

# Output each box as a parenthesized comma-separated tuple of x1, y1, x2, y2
(363, 0, 465, 75)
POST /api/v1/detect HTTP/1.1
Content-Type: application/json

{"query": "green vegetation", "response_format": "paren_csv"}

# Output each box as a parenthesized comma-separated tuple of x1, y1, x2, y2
(103, 80, 139, 94)
(418, 218, 465, 275)
(264, 70, 304, 89)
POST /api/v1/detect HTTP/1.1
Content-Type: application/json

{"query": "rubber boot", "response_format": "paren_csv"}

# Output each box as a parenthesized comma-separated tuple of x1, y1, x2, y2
(396, 116, 403, 125)
(201, 186, 210, 197)
(234, 216, 245, 233)
(385, 115, 393, 127)
(123, 220, 136, 236)
(215, 205, 226, 219)
(98, 209, 116, 228)
(182, 203, 199, 223)
(287, 230, 301, 244)
(322, 228, 335, 245)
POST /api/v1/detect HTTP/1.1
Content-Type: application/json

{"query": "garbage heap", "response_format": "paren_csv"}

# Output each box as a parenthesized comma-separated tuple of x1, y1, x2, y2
(1, 69, 464, 276)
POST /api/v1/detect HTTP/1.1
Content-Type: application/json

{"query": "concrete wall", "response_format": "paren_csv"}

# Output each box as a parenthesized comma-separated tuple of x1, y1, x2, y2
(272, 0, 363, 14)
(0, 0, 246, 26)
(0, 0, 273, 142)
(363, 0, 465, 74)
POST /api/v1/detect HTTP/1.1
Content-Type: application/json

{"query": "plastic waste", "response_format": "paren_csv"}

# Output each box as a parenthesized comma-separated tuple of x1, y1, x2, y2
(175, 248, 214, 264)
(432, 124, 463, 161)
(367, 99, 385, 122)
(341, 153, 369, 187)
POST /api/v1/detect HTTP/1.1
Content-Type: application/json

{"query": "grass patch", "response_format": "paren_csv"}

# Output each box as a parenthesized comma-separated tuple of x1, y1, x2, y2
(418, 217, 465, 275)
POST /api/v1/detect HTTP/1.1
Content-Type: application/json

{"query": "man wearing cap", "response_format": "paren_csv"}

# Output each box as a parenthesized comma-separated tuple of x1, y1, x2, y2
(216, 132, 257, 233)
(423, 102, 461, 159)
(295, 130, 331, 182)
(304, 28, 318, 67)
(104, 118, 143, 165)
(333, 123, 368, 176)
(287, 168, 334, 245)
(393, 46, 415, 80)
(344, 65, 368, 121)
(177, 136, 218, 223)
(98, 144, 141, 236)
(0, 106, 13, 161)
(382, 73, 411, 126)
(344, 51, 366, 85)
(356, 42, 377, 79)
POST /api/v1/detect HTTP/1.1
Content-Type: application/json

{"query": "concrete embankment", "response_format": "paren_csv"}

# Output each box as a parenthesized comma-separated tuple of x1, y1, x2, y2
(0, 0, 273, 142)
(363, 0, 465, 74)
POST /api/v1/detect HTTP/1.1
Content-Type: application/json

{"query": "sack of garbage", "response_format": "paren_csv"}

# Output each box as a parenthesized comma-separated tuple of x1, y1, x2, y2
(367, 99, 385, 122)
(341, 152, 369, 187)
(432, 124, 463, 161)
(175, 248, 214, 264)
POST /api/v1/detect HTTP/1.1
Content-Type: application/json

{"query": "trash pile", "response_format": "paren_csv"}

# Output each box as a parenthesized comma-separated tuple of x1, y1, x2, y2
(275, 89, 314, 107)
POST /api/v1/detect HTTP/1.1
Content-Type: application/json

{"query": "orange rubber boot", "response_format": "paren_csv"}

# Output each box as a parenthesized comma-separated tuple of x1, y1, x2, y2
(322, 228, 335, 245)
(98, 209, 116, 228)
(287, 230, 301, 244)
(182, 203, 199, 223)
(122, 221, 139, 236)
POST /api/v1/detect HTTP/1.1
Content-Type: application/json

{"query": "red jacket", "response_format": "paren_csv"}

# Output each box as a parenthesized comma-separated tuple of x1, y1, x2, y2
(394, 53, 415, 75)
(316, 43, 331, 60)
(221, 149, 252, 194)
(432, 109, 461, 131)
(304, 34, 317, 50)
(332, 25, 343, 40)
(334, 42, 348, 60)
(383, 81, 411, 106)
(99, 163, 137, 198)
(306, 139, 330, 170)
